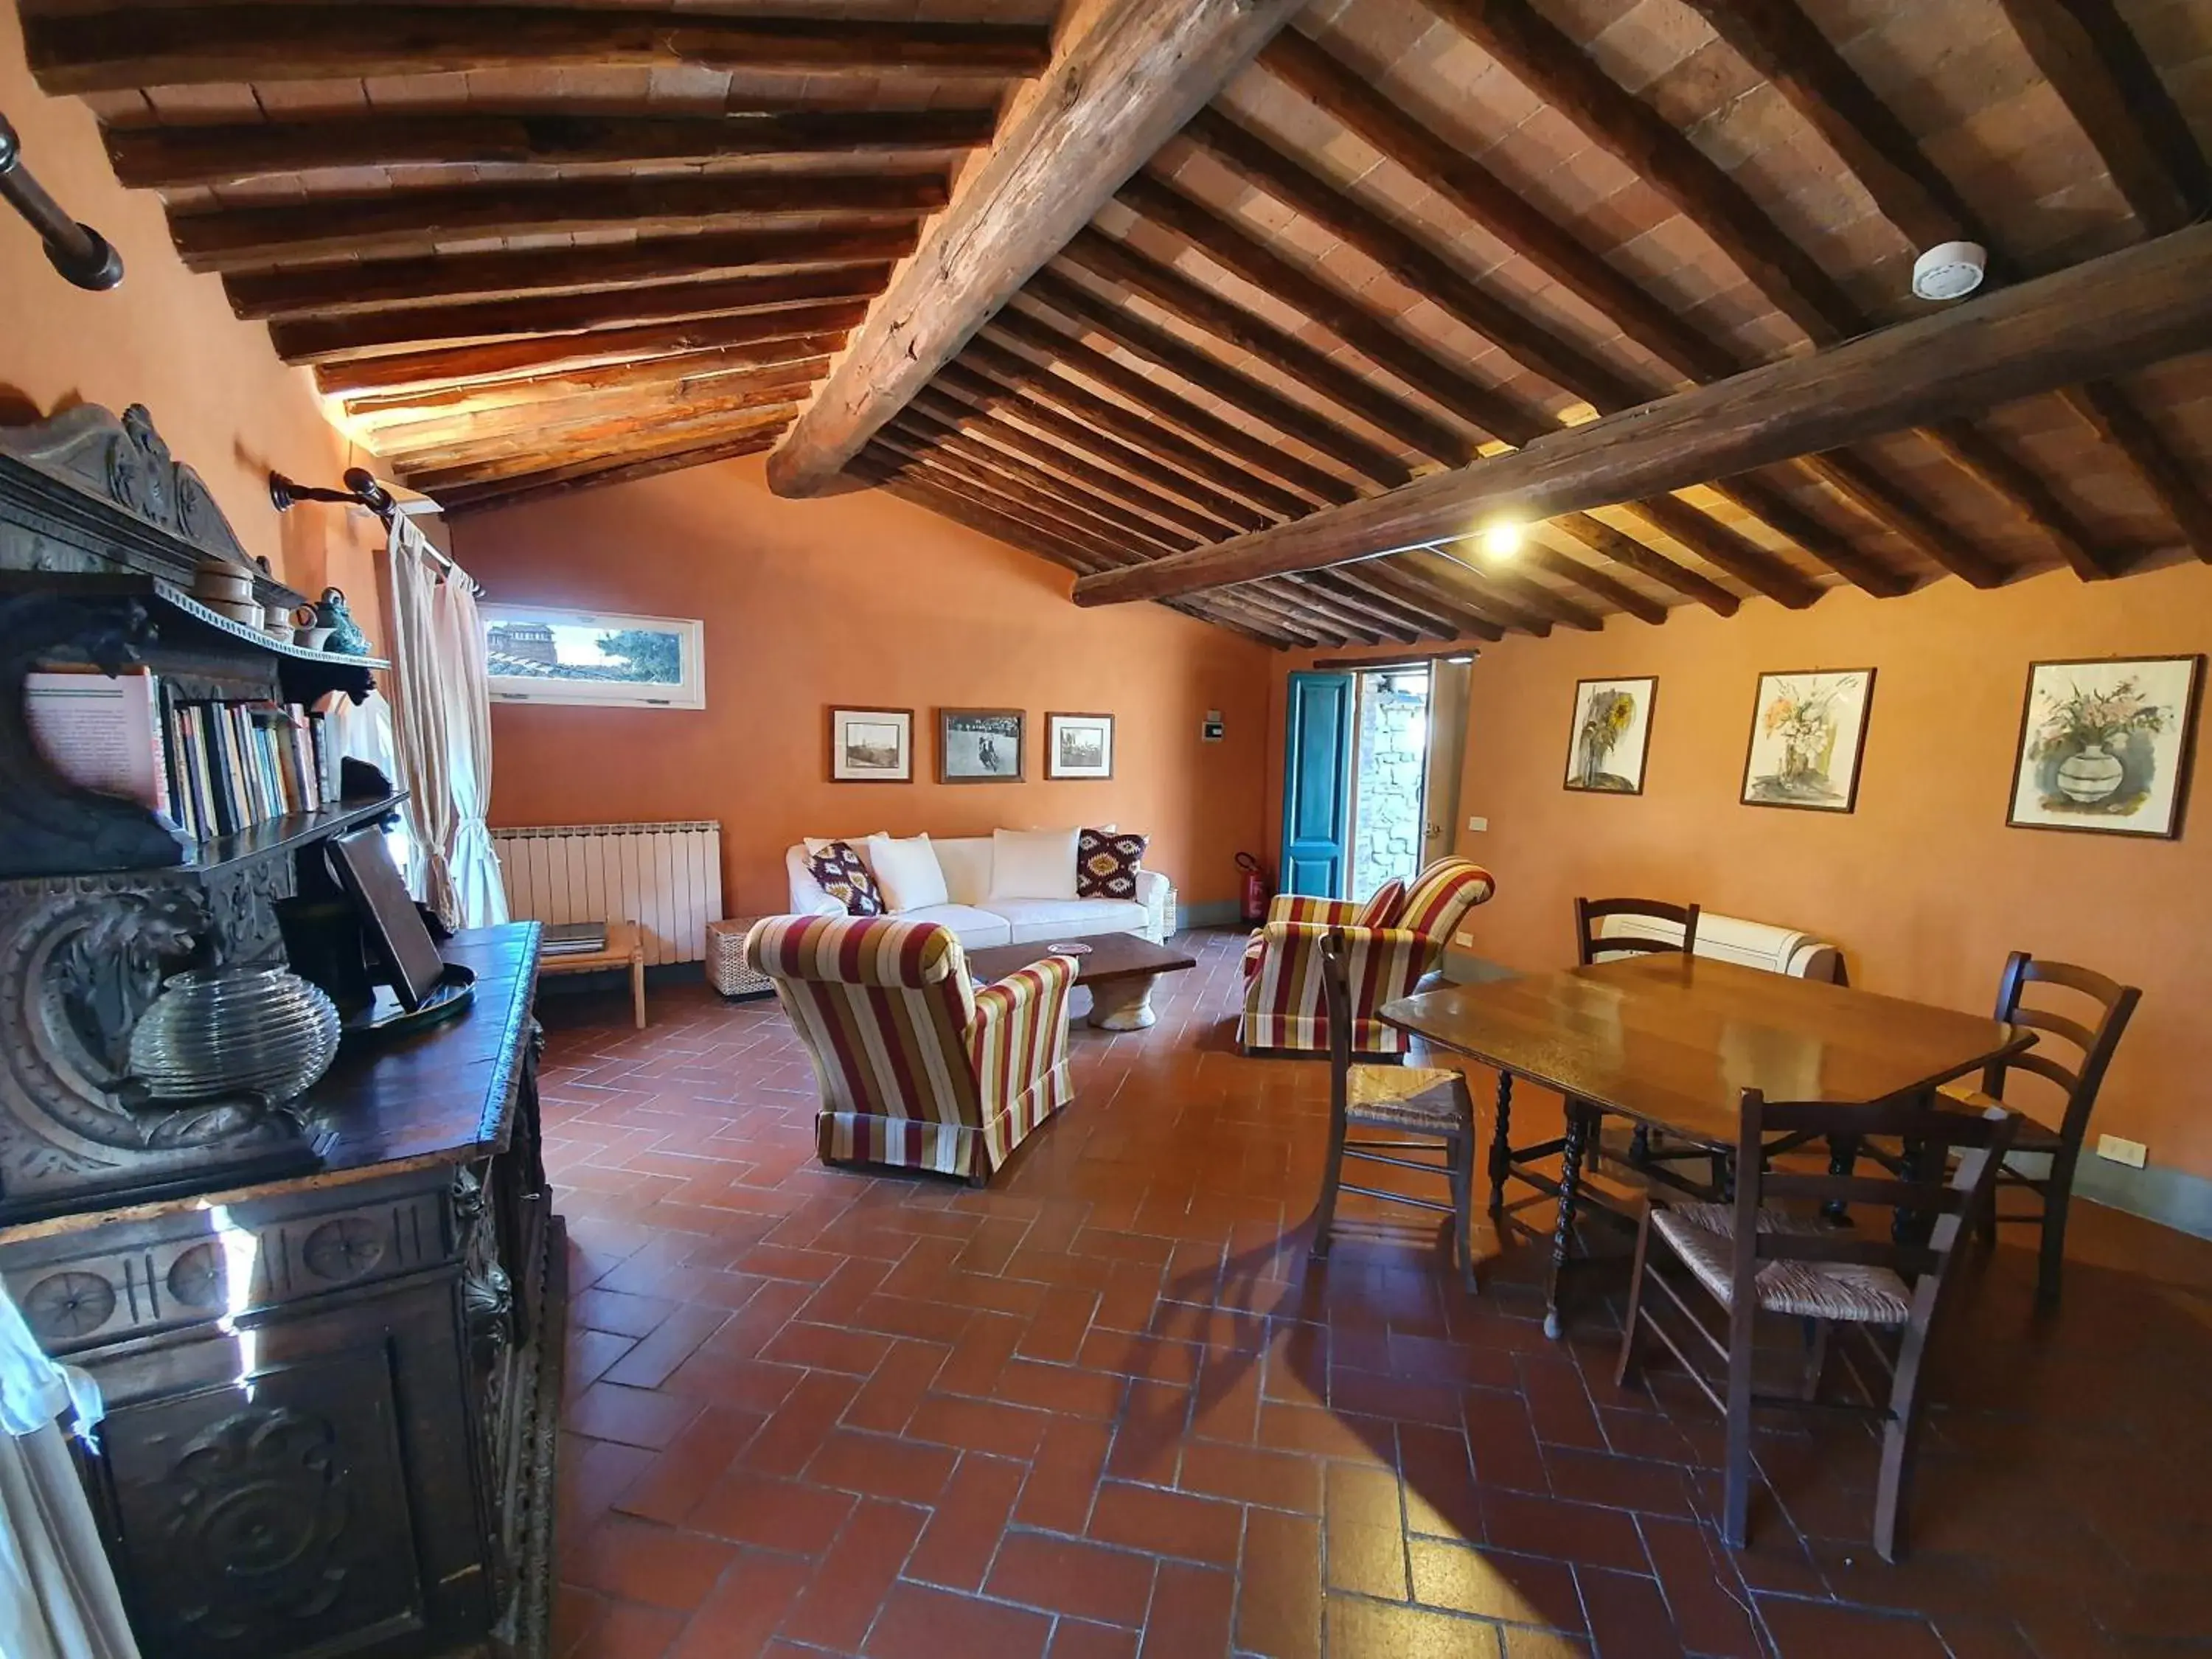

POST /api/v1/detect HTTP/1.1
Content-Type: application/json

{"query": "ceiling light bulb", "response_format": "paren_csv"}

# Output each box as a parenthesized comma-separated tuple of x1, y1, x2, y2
(1481, 522, 1523, 560)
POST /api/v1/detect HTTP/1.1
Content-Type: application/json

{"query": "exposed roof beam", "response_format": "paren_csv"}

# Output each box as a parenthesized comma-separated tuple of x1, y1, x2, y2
(313, 309, 861, 396)
(1621, 495, 1821, 608)
(1517, 543, 1671, 625)
(370, 364, 827, 455)
(272, 267, 890, 362)
(1994, 0, 2212, 235)
(2061, 381, 2212, 563)
(1068, 226, 2212, 605)
(111, 108, 998, 190)
(409, 405, 797, 492)
(877, 422, 1184, 557)
(343, 342, 839, 423)
(442, 431, 785, 517)
(1020, 271, 1403, 489)
(226, 226, 919, 320)
(1405, 549, 1584, 633)
(1795, 451, 2008, 589)
(1916, 420, 2122, 579)
(1349, 561, 1508, 641)
(380, 380, 818, 470)
(171, 175, 945, 271)
(1709, 474, 1912, 598)
(24, 8, 1052, 93)
(1549, 512, 1740, 616)
(766, 0, 1305, 497)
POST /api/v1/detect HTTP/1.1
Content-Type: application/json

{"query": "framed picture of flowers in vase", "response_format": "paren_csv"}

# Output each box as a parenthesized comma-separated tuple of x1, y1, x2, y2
(1740, 669, 1876, 813)
(2007, 655, 2203, 838)
(1563, 677, 1658, 794)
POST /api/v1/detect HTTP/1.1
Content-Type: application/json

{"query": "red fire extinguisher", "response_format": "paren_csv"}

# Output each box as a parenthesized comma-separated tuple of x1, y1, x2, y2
(1237, 852, 1271, 925)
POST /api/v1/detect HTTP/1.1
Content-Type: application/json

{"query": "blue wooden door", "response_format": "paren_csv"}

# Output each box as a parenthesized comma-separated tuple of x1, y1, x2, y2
(1279, 671, 1354, 898)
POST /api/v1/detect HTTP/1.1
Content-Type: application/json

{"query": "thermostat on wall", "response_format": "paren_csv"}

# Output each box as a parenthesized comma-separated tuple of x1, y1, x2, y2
(1201, 710, 1225, 742)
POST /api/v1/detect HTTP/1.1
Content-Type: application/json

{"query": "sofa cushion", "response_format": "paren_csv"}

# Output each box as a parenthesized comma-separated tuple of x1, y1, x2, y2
(987, 897, 1149, 945)
(866, 832, 950, 912)
(1354, 878, 1405, 929)
(1078, 829, 1148, 901)
(899, 903, 1013, 949)
(932, 836, 995, 906)
(990, 827, 1079, 900)
(807, 841, 883, 916)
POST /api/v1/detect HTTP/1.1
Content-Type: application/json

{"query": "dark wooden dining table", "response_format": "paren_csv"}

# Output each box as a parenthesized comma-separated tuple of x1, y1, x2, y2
(1379, 955, 2031, 1335)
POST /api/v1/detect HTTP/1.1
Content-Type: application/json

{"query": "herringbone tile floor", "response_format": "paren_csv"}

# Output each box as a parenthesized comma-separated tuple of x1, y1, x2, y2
(546, 931, 2212, 1658)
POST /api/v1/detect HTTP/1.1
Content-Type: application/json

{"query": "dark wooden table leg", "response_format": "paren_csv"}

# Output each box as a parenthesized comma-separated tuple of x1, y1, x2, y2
(1544, 1102, 1592, 1340)
(1489, 1071, 1514, 1214)
(1824, 1133, 1861, 1224)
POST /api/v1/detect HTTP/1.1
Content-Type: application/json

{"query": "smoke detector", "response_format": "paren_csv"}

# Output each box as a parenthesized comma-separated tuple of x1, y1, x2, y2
(1912, 241, 1986, 301)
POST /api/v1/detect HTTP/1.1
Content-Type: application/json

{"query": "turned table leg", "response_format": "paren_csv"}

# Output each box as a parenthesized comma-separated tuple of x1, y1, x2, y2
(1544, 1102, 1593, 1340)
(1489, 1072, 1514, 1215)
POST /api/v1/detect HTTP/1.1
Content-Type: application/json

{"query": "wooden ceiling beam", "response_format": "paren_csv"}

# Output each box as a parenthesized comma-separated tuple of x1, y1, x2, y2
(170, 174, 945, 272)
(1916, 420, 2121, 579)
(1994, 0, 2211, 236)
(1674, 0, 1992, 254)
(226, 226, 918, 321)
(381, 385, 813, 470)
(905, 391, 1230, 545)
(272, 266, 889, 362)
(313, 308, 861, 396)
(370, 365, 826, 456)
(1795, 451, 2008, 589)
(1623, 496, 1822, 608)
(958, 333, 1308, 521)
(931, 359, 1271, 534)
(1400, 550, 1565, 636)
(1421, 0, 1859, 341)
(1242, 581, 1396, 645)
(1067, 226, 2212, 605)
(111, 108, 998, 191)
(766, 0, 1304, 496)
(25, 9, 1052, 93)
(406, 401, 799, 483)
(1006, 280, 1380, 496)
(1258, 27, 1733, 384)
(1517, 544, 1669, 625)
(409, 406, 796, 493)
(1118, 170, 1536, 446)
(1709, 474, 1913, 598)
(854, 449, 1119, 574)
(1550, 512, 1739, 616)
(342, 343, 838, 422)
(1348, 560, 1508, 642)
(1176, 106, 1649, 412)
(2061, 381, 2212, 563)
(876, 422, 1185, 557)
(1062, 227, 1467, 465)
(1293, 571, 1444, 642)
(438, 431, 784, 517)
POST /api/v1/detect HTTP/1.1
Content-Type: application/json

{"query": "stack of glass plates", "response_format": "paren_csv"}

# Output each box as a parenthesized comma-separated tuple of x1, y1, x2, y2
(127, 966, 343, 1105)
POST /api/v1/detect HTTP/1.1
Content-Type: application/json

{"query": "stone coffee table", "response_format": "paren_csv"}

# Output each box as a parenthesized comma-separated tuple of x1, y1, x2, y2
(964, 932, 1197, 1031)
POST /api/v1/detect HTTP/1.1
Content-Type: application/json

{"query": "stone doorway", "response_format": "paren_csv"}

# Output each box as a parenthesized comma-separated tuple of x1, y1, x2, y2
(1348, 666, 1431, 902)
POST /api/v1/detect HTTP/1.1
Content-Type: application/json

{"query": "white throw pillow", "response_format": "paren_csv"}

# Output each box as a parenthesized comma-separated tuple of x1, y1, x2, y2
(864, 833, 950, 912)
(990, 827, 1079, 900)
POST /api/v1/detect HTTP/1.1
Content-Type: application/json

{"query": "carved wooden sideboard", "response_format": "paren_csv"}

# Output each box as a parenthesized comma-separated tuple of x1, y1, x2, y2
(0, 925, 562, 1659)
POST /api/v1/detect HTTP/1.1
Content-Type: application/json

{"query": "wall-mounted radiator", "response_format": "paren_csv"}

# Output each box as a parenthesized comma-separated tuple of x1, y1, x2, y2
(491, 821, 723, 967)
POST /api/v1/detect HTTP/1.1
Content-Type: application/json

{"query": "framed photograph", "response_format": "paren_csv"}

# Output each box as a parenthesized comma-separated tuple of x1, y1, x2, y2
(1741, 669, 1876, 813)
(1563, 677, 1658, 794)
(828, 706, 913, 783)
(1045, 711, 1114, 779)
(2007, 655, 2202, 838)
(938, 708, 1024, 783)
(481, 602, 704, 709)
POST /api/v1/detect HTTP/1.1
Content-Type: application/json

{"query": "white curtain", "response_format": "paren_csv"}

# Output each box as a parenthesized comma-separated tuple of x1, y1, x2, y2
(0, 1284, 140, 1659)
(383, 516, 508, 929)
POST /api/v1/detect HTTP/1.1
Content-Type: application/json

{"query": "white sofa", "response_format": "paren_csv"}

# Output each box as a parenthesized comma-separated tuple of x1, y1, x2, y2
(785, 833, 1169, 950)
(1593, 909, 1842, 982)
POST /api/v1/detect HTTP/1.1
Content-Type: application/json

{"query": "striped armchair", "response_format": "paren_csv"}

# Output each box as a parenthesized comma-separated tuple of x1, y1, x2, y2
(1239, 858, 1498, 1056)
(746, 914, 1076, 1183)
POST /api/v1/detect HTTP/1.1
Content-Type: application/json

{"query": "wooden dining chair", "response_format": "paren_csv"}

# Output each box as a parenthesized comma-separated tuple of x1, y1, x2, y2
(1574, 897, 1702, 1174)
(1311, 931, 1478, 1292)
(1941, 951, 2140, 1307)
(1615, 1089, 2019, 1562)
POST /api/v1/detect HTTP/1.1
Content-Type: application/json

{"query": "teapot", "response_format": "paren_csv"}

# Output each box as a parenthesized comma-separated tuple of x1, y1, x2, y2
(313, 587, 372, 656)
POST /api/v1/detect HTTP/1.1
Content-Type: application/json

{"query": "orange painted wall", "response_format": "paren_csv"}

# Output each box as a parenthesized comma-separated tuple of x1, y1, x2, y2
(0, 8, 382, 639)
(1267, 561, 2212, 1185)
(451, 454, 1274, 916)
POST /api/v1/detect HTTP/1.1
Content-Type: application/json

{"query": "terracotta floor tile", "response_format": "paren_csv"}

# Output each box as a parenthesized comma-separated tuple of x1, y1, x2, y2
(986, 1531, 1158, 1627)
(538, 949, 2212, 1659)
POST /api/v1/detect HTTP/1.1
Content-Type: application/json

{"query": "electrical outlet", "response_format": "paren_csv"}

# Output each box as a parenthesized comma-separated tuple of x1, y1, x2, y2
(1466, 815, 1489, 832)
(2096, 1133, 2149, 1169)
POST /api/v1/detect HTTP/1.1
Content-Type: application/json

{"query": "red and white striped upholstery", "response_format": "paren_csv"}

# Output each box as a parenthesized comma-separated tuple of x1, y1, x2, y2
(1238, 858, 1498, 1054)
(746, 914, 1075, 1180)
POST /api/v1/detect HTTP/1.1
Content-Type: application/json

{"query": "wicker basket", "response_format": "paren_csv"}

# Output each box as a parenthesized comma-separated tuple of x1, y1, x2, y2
(705, 918, 776, 1000)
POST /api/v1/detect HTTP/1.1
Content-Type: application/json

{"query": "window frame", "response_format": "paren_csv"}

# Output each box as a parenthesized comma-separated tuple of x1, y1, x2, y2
(481, 602, 706, 710)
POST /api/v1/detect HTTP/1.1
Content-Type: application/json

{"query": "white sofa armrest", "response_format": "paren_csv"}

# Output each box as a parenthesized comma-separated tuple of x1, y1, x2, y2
(1134, 867, 1170, 942)
(784, 845, 848, 919)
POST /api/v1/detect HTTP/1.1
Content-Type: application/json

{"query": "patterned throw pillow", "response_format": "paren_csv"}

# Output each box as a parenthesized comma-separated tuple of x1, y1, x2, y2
(807, 841, 883, 916)
(1077, 828, 1148, 901)
(1354, 878, 1405, 929)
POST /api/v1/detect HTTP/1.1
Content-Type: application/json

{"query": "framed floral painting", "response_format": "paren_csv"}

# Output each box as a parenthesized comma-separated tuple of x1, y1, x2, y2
(1740, 669, 1875, 813)
(2007, 655, 2202, 838)
(1563, 677, 1657, 794)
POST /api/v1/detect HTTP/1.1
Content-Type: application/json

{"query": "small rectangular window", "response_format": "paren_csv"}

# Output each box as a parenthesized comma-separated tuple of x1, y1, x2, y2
(481, 603, 705, 709)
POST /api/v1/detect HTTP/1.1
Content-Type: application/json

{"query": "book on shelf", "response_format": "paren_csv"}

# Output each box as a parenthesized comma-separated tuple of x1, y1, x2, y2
(26, 669, 338, 844)
(540, 922, 610, 956)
